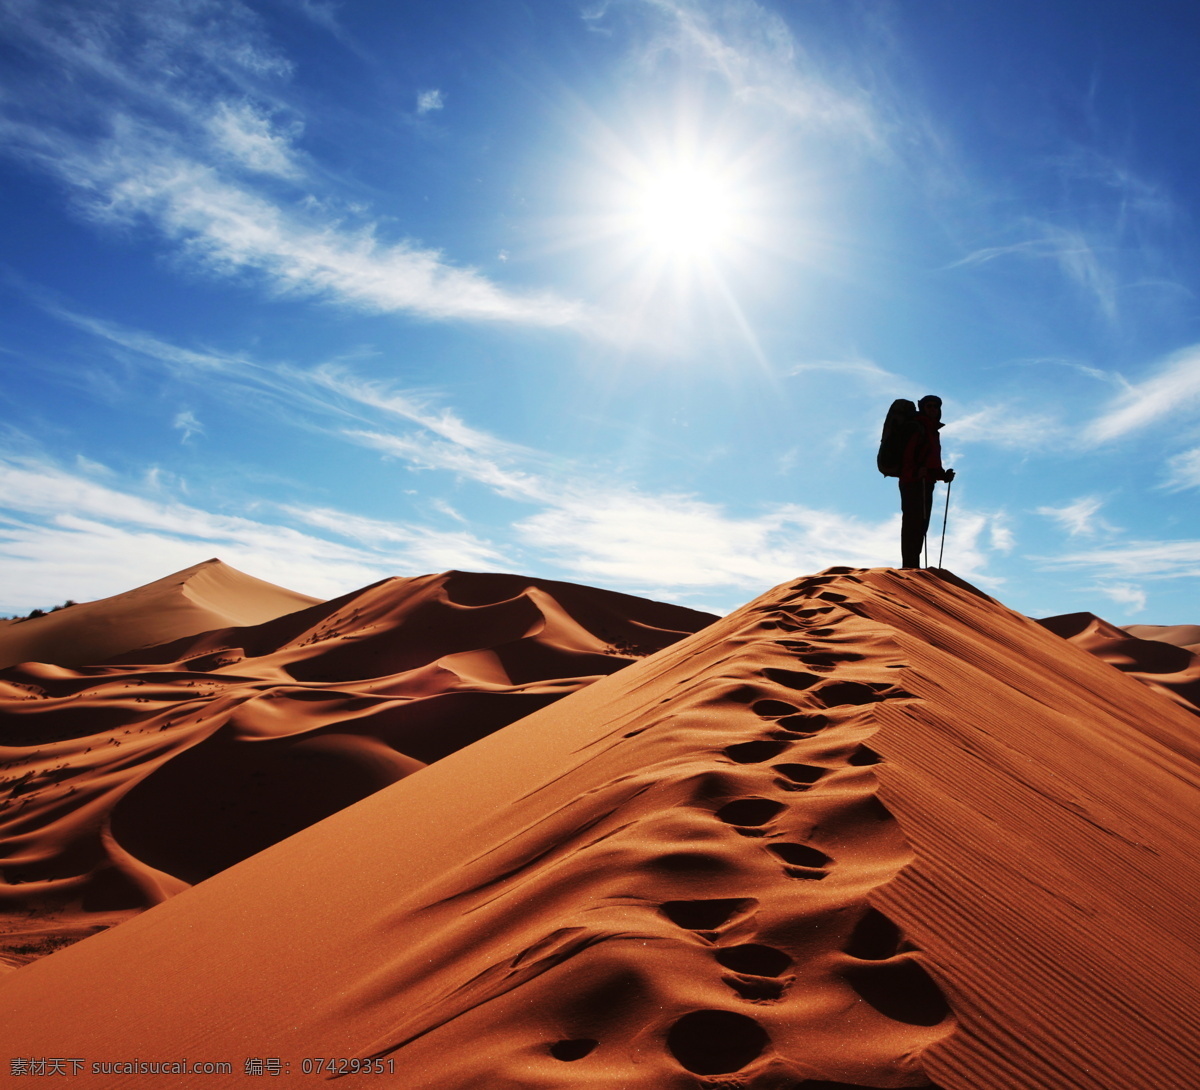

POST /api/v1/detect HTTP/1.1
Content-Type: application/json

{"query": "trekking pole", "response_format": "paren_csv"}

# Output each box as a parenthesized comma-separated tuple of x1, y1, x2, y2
(922, 484, 930, 568)
(938, 479, 952, 568)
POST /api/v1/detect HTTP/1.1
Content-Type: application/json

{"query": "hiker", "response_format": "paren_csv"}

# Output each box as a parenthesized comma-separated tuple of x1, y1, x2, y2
(898, 395, 954, 569)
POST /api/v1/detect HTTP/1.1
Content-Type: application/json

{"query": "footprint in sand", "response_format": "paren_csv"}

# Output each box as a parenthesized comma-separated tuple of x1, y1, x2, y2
(847, 744, 882, 766)
(767, 841, 832, 880)
(659, 898, 755, 931)
(799, 650, 865, 669)
(759, 616, 807, 632)
(771, 763, 829, 790)
(809, 680, 897, 708)
(761, 667, 822, 691)
(723, 740, 788, 764)
(773, 712, 829, 736)
(840, 956, 950, 1027)
(715, 798, 786, 828)
(666, 1009, 770, 1076)
(842, 907, 904, 961)
(838, 908, 949, 1027)
(716, 943, 794, 1002)
(752, 697, 800, 718)
(548, 1038, 597, 1061)
(714, 797, 785, 838)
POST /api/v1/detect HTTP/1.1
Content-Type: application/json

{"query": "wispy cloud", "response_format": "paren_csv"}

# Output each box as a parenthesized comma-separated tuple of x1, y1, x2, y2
(1093, 582, 1147, 613)
(633, 0, 881, 146)
(788, 357, 908, 397)
(1044, 540, 1200, 581)
(0, 453, 507, 610)
(514, 491, 998, 591)
(1085, 344, 1200, 444)
(1036, 495, 1114, 537)
(279, 504, 506, 570)
(345, 430, 551, 503)
(205, 100, 302, 178)
(24, 304, 1012, 609)
(949, 224, 1117, 323)
(333, 383, 1009, 593)
(1163, 447, 1200, 492)
(416, 89, 444, 115)
(173, 409, 205, 443)
(0, 0, 585, 329)
(942, 404, 1061, 451)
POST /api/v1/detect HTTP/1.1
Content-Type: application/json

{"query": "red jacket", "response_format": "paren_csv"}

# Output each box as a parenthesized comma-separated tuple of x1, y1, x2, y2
(899, 413, 946, 484)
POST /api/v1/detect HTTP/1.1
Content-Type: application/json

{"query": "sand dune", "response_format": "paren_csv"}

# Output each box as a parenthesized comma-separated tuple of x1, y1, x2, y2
(0, 559, 321, 670)
(1124, 623, 1200, 652)
(0, 567, 713, 970)
(4, 566, 1200, 1087)
(1039, 610, 1200, 716)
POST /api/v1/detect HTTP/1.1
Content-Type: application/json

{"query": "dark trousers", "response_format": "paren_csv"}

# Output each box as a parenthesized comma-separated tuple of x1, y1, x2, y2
(899, 479, 935, 568)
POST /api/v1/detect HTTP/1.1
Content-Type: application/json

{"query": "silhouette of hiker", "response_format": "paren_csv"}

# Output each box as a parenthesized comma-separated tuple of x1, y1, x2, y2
(899, 395, 954, 569)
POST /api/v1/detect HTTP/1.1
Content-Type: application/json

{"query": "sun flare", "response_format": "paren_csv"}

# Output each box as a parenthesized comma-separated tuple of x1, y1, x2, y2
(628, 165, 742, 259)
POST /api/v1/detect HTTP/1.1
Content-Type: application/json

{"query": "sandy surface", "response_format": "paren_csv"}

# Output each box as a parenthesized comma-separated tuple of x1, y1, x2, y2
(0, 566, 712, 971)
(0, 559, 321, 670)
(1039, 610, 1200, 716)
(4, 566, 1199, 1087)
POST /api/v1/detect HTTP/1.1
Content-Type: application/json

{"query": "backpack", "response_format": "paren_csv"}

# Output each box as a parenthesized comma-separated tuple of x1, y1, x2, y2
(877, 398, 917, 477)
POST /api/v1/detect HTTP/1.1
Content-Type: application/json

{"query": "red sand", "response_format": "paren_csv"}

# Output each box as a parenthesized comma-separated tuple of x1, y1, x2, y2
(0, 559, 321, 670)
(0, 564, 713, 971)
(1039, 610, 1200, 716)
(3, 566, 1200, 1088)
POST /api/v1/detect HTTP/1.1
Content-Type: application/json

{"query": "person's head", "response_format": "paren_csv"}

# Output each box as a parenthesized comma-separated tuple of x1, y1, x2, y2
(918, 394, 942, 422)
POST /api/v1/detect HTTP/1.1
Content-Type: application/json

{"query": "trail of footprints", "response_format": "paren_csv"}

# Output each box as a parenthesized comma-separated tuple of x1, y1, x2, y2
(549, 570, 950, 1087)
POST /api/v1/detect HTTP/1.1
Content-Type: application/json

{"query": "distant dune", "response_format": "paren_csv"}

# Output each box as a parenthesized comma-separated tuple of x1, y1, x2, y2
(0, 563, 714, 970)
(0, 559, 321, 670)
(4, 566, 1200, 1088)
(1038, 610, 1200, 716)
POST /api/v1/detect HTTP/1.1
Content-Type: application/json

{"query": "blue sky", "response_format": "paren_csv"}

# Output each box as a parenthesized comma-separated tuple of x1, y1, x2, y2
(2, 0, 1200, 622)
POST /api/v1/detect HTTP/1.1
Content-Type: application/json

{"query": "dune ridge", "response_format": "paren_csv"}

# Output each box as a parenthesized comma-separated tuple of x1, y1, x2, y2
(0, 568, 714, 970)
(5, 567, 1199, 1086)
(0, 559, 322, 671)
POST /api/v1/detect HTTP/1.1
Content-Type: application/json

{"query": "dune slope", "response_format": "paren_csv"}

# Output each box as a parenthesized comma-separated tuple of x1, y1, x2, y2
(0, 559, 322, 670)
(3, 567, 1200, 1088)
(0, 568, 714, 970)
(1038, 610, 1200, 716)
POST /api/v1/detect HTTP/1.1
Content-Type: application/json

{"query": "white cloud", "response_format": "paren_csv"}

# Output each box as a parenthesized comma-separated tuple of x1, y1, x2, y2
(312, 368, 521, 454)
(635, 0, 880, 146)
(66, 137, 584, 326)
(1036, 495, 1113, 537)
(345, 430, 551, 503)
(0, 0, 587, 331)
(949, 225, 1117, 323)
(431, 498, 467, 523)
(517, 493, 868, 588)
(989, 516, 1015, 554)
(74, 454, 113, 476)
(516, 490, 1000, 590)
(173, 409, 204, 443)
(788, 357, 908, 397)
(206, 100, 301, 178)
(1085, 344, 1200, 444)
(1044, 540, 1200, 581)
(280, 504, 507, 571)
(1094, 583, 1147, 613)
(0, 453, 506, 611)
(1163, 447, 1200, 491)
(941, 404, 1060, 451)
(416, 89, 444, 115)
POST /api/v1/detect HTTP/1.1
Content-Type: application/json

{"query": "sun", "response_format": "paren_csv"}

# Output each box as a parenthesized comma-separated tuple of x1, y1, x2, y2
(627, 164, 743, 260)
